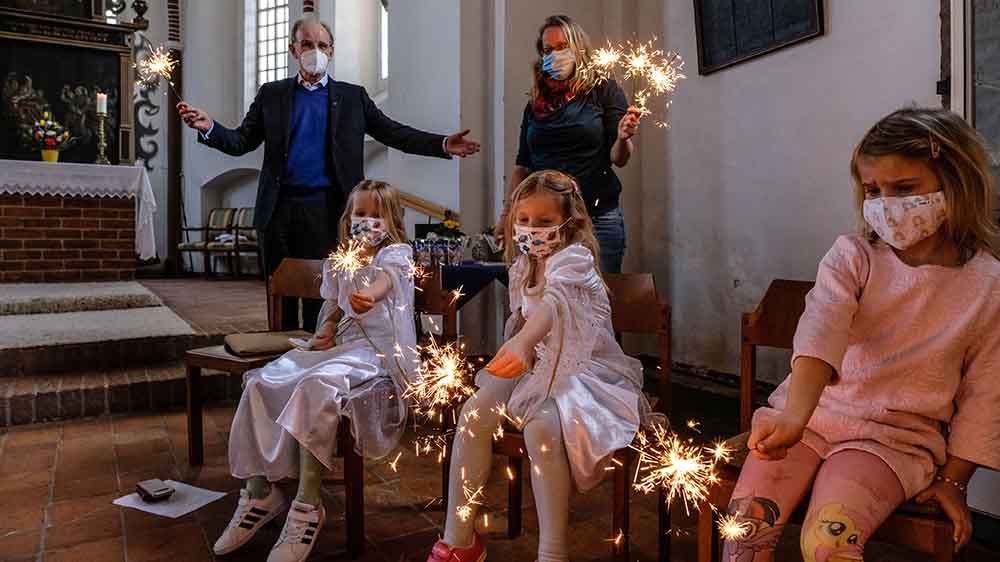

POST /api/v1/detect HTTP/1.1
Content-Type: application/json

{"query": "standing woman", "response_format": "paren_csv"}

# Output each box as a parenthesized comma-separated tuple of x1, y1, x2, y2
(498, 14, 642, 273)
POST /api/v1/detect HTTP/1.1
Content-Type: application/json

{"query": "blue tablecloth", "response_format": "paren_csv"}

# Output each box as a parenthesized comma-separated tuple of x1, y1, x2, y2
(441, 261, 508, 309)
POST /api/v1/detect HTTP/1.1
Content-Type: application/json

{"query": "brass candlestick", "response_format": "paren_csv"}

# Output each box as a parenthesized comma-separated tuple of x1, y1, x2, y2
(95, 112, 109, 165)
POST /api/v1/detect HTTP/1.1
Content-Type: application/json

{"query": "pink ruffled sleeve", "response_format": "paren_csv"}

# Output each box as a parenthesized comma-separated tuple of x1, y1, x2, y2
(792, 235, 870, 378)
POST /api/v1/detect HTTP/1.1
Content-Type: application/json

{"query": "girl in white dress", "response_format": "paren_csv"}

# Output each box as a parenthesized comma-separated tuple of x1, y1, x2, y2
(216, 180, 417, 562)
(426, 170, 653, 562)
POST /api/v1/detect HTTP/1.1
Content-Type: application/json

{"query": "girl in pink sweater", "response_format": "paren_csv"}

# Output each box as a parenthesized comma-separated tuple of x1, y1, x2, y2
(724, 108, 1000, 562)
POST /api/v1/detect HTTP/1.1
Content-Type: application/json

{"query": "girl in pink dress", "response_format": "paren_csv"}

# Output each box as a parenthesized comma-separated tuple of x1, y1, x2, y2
(724, 108, 1000, 562)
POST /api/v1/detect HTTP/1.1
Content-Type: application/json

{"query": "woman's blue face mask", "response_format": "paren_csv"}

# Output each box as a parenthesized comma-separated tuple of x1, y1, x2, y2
(542, 49, 576, 81)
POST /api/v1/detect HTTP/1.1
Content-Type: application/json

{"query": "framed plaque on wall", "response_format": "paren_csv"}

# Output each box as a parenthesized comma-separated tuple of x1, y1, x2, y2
(693, 0, 825, 75)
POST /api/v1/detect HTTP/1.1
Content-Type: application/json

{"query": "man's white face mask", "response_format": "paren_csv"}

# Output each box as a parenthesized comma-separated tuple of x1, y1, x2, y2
(299, 48, 329, 76)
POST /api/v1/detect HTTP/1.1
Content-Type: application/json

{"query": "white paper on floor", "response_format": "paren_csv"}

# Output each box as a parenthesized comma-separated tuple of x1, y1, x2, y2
(113, 480, 227, 518)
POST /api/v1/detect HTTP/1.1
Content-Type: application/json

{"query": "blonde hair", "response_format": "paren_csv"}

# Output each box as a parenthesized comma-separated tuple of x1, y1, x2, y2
(504, 170, 605, 289)
(850, 107, 999, 263)
(530, 15, 598, 101)
(338, 180, 408, 247)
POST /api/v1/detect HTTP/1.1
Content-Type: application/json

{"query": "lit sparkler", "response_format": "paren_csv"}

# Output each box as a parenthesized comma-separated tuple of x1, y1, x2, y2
(718, 512, 752, 541)
(403, 336, 475, 420)
(135, 46, 182, 99)
(584, 38, 686, 127)
(328, 238, 371, 289)
(630, 423, 723, 515)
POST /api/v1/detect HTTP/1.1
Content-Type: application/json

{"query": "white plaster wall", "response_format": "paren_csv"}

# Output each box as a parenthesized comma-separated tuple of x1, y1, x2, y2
(182, 0, 264, 255)
(650, 0, 941, 382)
(386, 0, 461, 213)
(128, 1, 171, 264)
(333, 0, 381, 94)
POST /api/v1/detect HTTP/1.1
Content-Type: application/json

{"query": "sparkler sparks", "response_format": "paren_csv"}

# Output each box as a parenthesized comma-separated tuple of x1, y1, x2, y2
(455, 484, 485, 522)
(328, 238, 370, 285)
(717, 512, 752, 541)
(584, 38, 686, 128)
(389, 451, 403, 473)
(135, 46, 182, 99)
(448, 285, 465, 307)
(630, 423, 725, 515)
(404, 337, 475, 420)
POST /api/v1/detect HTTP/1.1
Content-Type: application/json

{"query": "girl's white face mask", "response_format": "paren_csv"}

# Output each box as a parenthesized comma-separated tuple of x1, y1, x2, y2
(862, 190, 948, 250)
(513, 220, 568, 258)
(350, 216, 388, 246)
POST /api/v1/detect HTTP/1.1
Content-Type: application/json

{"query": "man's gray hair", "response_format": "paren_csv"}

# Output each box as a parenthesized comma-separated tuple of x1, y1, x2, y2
(290, 15, 333, 45)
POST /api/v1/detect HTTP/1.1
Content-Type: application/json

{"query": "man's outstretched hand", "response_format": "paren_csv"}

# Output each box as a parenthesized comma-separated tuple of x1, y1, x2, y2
(177, 102, 212, 133)
(445, 130, 480, 158)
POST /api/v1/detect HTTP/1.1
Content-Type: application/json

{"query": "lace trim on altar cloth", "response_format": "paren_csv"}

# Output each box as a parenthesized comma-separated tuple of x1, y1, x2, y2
(0, 161, 157, 260)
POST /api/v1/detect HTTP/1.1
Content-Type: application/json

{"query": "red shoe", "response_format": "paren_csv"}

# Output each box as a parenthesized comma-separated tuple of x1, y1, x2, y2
(426, 532, 486, 562)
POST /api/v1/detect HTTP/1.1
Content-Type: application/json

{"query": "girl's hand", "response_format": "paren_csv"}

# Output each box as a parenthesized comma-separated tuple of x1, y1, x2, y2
(748, 413, 805, 461)
(915, 480, 973, 549)
(485, 337, 534, 379)
(312, 321, 336, 351)
(349, 291, 376, 314)
(617, 106, 642, 141)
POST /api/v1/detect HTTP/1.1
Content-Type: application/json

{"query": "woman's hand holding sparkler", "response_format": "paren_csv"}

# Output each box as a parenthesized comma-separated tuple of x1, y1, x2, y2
(617, 106, 643, 141)
(177, 102, 212, 133)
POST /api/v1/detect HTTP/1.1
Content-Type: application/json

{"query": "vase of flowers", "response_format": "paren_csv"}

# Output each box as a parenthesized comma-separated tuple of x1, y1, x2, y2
(23, 112, 75, 163)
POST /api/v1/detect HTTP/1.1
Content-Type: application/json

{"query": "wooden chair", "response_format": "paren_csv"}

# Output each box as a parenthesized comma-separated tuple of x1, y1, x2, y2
(495, 273, 671, 562)
(177, 207, 236, 277)
(205, 206, 263, 278)
(694, 279, 965, 562)
(184, 258, 366, 558)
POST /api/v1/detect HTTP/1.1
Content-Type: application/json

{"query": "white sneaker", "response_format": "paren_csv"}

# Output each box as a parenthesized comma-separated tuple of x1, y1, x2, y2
(266, 500, 326, 562)
(213, 487, 286, 555)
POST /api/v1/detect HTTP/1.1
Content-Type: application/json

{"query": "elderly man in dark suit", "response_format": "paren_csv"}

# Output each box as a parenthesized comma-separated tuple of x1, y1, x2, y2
(178, 16, 479, 332)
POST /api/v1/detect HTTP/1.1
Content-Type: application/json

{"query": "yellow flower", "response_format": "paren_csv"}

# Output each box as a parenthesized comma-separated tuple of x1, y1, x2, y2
(443, 219, 460, 230)
(39, 120, 46, 127)
(62, 132, 70, 139)
(43, 111, 49, 119)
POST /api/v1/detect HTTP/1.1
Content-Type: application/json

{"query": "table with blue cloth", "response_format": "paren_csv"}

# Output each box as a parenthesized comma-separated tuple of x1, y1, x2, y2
(440, 261, 508, 310)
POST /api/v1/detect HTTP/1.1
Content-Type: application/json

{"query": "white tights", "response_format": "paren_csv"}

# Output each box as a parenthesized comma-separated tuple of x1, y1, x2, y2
(442, 375, 571, 562)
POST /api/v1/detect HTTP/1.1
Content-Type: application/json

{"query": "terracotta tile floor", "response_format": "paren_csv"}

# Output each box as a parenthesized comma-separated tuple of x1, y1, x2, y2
(1, 400, 997, 562)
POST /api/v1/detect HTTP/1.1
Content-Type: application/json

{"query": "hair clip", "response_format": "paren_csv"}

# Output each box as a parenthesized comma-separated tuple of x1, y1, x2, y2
(929, 135, 941, 159)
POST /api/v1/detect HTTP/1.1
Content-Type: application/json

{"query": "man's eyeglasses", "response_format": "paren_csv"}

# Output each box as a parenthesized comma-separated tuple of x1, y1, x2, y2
(296, 40, 332, 51)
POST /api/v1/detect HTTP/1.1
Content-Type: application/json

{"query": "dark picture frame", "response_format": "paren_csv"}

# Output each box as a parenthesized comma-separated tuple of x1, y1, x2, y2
(693, 0, 825, 75)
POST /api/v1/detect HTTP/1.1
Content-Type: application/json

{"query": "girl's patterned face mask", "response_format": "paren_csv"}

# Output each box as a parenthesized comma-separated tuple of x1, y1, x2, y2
(513, 219, 569, 259)
(350, 216, 388, 246)
(862, 190, 947, 250)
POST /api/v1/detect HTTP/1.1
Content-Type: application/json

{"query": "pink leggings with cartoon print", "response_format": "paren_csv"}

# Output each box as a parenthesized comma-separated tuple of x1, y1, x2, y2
(723, 443, 905, 562)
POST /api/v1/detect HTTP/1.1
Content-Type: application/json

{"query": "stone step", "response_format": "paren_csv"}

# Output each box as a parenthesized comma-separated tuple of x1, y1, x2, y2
(0, 359, 244, 427)
(0, 333, 222, 377)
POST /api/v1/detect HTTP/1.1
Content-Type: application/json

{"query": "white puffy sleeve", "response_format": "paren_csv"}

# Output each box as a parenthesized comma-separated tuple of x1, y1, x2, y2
(503, 256, 529, 340)
(374, 243, 416, 300)
(313, 258, 342, 334)
(538, 245, 610, 378)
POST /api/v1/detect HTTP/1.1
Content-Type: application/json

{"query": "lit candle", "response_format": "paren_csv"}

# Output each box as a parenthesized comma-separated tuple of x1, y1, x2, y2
(96, 93, 107, 115)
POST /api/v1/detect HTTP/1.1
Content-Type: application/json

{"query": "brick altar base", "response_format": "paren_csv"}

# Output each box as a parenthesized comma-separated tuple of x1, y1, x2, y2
(0, 193, 136, 282)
